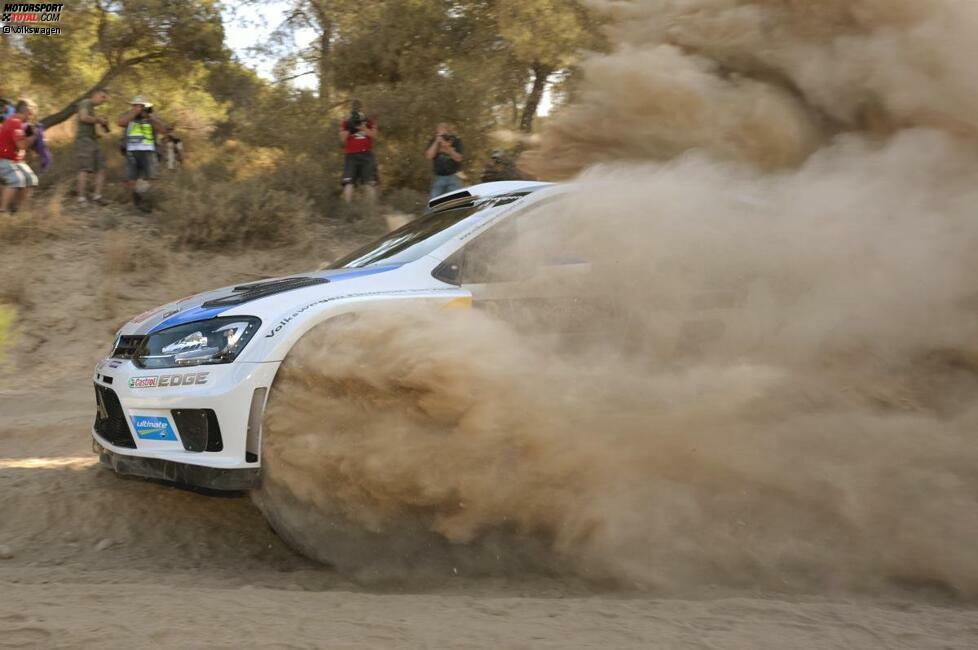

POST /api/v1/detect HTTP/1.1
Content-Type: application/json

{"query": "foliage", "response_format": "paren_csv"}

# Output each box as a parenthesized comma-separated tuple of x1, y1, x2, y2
(157, 171, 314, 250)
(236, 0, 605, 188)
(2, 0, 605, 221)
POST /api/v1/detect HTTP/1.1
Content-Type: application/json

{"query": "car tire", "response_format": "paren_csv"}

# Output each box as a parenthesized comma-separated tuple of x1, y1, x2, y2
(250, 317, 558, 580)
(252, 446, 550, 579)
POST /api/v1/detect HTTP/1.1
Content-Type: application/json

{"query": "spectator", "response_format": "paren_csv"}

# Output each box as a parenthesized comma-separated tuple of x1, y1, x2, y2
(117, 96, 166, 212)
(0, 99, 39, 214)
(425, 122, 464, 199)
(339, 99, 378, 204)
(480, 149, 521, 183)
(75, 87, 110, 205)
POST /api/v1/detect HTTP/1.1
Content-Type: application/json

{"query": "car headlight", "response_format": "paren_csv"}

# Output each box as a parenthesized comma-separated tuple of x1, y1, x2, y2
(134, 317, 261, 369)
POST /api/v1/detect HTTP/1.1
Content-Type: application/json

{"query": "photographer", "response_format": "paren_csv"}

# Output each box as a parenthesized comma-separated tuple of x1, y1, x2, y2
(339, 99, 378, 204)
(75, 87, 110, 206)
(117, 96, 166, 212)
(425, 122, 464, 199)
(0, 99, 39, 214)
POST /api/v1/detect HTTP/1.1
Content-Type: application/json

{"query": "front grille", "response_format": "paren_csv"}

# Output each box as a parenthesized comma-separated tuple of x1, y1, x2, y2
(112, 335, 145, 359)
(171, 409, 223, 452)
(94, 384, 136, 448)
(201, 277, 329, 308)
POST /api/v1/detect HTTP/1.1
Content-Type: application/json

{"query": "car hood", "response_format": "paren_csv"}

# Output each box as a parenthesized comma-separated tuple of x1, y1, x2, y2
(119, 265, 402, 336)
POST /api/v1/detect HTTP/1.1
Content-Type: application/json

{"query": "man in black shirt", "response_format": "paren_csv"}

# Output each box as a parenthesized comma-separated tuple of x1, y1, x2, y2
(424, 122, 464, 199)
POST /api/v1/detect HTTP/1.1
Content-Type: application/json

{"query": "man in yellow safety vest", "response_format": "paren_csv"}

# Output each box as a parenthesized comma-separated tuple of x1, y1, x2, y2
(116, 95, 167, 212)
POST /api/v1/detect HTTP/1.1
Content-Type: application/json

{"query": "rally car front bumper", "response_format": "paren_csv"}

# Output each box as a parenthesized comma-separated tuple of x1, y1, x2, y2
(91, 357, 280, 491)
(94, 439, 260, 490)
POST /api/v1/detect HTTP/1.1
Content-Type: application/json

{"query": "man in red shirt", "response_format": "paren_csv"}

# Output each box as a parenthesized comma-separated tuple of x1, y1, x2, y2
(339, 99, 378, 204)
(0, 99, 39, 214)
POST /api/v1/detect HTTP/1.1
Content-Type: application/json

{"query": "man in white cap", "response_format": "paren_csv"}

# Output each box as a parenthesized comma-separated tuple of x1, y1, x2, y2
(116, 95, 166, 212)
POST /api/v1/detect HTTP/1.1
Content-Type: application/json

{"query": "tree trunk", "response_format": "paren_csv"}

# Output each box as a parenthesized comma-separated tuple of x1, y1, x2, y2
(519, 62, 553, 133)
(39, 53, 163, 129)
(317, 25, 332, 105)
(311, 2, 332, 106)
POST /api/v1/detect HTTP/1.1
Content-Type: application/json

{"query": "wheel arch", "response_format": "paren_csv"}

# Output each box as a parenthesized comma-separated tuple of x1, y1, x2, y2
(247, 290, 470, 469)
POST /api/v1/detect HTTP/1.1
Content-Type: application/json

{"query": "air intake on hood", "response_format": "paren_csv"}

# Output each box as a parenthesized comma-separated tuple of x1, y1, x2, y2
(201, 277, 329, 308)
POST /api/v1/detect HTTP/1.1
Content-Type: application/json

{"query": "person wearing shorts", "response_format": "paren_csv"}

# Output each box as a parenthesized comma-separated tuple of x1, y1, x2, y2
(125, 150, 158, 182)
(0, 99, 39, 214)
(116, 96, 166, 212)
(339, 99, 378, 204)
(343, 151, 377, 188)
(75, 88, 110, 205)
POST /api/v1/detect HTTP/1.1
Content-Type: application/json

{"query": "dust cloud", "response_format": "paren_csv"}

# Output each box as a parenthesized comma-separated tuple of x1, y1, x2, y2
(525, 0, 978, 176)
(258, 0, 978, 594)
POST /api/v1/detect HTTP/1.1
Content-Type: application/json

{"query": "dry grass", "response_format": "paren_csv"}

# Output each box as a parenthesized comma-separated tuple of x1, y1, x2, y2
(382, 187, 427, 215)
(158, 174, 314, 250)
(0, 270, 29, 307)
(95, 286, 119, 323)
(0, 183, 74, 243)
(101, 230, 161, 276)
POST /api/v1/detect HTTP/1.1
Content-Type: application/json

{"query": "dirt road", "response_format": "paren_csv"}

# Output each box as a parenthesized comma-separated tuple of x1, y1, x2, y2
(0, 213, 975, 648)
(0, 381, 974, 648)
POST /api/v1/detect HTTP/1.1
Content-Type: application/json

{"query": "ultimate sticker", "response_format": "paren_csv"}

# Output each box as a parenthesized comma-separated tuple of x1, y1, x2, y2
(130, 415, 178, 441)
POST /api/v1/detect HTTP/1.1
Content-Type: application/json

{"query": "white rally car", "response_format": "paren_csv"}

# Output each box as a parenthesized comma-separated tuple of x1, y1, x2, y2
(93, 180, 592, 490)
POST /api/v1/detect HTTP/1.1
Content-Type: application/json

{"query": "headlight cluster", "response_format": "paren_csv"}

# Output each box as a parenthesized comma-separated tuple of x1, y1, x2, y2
(134, 317, 261, 369)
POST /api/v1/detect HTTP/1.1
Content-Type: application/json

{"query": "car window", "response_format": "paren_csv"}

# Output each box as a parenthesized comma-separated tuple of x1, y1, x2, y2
(328, 195, 526, 269)
(460, 219, 523, 283)
(433, 194, 576, 285)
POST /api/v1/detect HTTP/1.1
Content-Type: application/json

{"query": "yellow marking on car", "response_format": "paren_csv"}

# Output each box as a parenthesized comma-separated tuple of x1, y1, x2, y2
(442, 296, 473, 310)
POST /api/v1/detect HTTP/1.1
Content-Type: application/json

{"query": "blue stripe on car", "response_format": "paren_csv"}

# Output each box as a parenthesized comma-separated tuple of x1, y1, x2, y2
(150, 305, 228, 332)
(148, 265, 401, 333)
(314, 265, 400, 281)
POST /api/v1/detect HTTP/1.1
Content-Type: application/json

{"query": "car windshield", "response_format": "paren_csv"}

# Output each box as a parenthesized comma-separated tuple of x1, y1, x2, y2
(328, 195, 525, 269)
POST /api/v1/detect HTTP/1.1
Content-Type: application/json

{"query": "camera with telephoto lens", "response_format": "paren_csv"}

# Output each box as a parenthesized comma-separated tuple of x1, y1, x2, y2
(347, 110, 366, 132)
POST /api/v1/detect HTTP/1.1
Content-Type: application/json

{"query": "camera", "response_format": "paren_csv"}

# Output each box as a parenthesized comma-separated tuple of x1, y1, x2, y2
(347, 110, 366, 132)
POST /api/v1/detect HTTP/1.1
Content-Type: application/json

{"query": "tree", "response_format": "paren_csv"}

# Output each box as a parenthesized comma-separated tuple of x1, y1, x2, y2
(494, 0, 602, 132)
(34, 0, 226, 128)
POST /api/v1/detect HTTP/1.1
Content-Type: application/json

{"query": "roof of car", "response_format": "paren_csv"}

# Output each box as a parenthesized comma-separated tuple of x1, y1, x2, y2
(427, 180, 553, 209)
